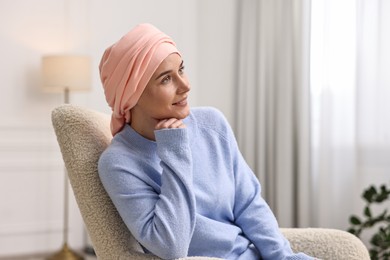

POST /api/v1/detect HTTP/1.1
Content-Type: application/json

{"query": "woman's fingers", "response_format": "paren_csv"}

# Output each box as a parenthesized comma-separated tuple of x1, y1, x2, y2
(155, 118, 186, 130)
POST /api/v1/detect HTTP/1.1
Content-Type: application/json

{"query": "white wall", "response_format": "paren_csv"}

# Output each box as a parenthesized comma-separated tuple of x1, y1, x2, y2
(196, 0, 237, 124)
(0, 0, 237, 256)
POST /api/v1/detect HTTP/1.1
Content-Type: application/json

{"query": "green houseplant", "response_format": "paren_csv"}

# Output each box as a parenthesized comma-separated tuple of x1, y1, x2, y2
(348, 183, 390, 259)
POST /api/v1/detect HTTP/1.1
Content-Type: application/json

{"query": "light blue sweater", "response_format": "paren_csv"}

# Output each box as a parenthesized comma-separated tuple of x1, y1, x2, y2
(98, 107, 312, 260)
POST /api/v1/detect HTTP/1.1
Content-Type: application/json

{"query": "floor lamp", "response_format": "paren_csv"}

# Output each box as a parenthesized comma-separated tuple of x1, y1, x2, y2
(42, 55, 91, 260)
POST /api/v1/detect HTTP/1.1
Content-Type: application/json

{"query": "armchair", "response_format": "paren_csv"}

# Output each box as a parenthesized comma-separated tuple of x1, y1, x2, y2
(51, 104, 369, 260)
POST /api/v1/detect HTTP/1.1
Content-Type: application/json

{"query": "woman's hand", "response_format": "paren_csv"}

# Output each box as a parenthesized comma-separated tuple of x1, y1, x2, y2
(155, 118, 186, 130)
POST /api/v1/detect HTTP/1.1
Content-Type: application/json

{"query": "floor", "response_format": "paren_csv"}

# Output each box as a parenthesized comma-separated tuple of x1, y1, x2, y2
(0, 249, 97, 260)
(0, 254, 97, 260)
(0, 255, 96, 260)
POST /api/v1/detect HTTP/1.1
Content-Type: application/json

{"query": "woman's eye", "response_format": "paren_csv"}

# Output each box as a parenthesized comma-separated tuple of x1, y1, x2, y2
(179, 66, 185, 75)
(161, 75, 171, 84)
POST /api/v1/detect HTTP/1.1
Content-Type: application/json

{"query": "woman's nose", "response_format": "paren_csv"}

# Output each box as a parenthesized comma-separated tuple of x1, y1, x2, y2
(177, 75, 190, 93)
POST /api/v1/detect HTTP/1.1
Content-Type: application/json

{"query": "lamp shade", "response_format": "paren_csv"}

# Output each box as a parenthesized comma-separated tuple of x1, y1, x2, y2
(41, 55, 91, 92)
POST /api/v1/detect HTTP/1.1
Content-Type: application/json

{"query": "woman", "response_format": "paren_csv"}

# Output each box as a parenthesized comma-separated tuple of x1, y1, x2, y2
(98, 23, 313, 260)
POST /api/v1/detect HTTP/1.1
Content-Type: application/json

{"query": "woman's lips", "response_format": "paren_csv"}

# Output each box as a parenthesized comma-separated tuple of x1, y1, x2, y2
(173, 97, 188, 106)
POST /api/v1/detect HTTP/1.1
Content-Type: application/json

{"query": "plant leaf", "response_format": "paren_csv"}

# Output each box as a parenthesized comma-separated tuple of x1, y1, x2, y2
(365, 206, 372, 218)
(350, 216, 362, 225)
(363, 186, 377, 203)
(369, 248, 378, 260)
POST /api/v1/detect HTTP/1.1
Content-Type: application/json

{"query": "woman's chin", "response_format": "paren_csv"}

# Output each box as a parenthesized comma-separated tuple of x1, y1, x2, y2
(178, 107, 190, 119)
(170, 105, 190, 119)
(155, 111, 189, 121)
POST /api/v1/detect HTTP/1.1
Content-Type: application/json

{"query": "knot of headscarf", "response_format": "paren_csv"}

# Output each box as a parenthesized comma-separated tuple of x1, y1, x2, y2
(99, 23, 180, 136)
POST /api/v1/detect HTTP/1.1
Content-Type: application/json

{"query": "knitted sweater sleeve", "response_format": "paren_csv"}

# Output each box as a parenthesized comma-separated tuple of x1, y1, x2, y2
(224, 121, 312, 259)
(98, 128, 196, 259)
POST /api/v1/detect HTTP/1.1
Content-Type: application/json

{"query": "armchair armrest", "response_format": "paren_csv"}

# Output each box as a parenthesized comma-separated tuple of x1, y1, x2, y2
(281, 228, 370, 260)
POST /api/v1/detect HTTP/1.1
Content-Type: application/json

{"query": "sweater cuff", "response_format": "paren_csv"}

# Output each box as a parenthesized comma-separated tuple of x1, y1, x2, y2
(154, 128, 189, 151)
(154, 128, 192, 178)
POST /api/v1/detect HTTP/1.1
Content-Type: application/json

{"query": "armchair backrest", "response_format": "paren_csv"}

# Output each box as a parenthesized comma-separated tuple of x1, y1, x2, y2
(51, 104, 145, 259)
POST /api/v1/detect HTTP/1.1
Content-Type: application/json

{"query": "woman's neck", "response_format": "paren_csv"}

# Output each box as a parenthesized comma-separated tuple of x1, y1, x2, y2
(130, 111, 158, 141)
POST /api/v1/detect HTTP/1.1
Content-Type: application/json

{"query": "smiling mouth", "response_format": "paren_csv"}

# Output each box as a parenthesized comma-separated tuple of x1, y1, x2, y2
(173, 97, 188, 106)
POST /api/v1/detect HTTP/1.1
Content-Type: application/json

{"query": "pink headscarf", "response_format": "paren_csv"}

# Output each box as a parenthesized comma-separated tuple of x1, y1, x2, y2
(99, 23, 180, 136)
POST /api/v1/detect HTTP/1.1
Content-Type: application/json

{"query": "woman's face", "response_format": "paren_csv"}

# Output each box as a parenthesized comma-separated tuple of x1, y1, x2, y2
(133, 53, 191, 122)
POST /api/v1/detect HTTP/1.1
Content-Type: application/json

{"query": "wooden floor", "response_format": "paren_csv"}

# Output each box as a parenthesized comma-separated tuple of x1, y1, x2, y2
(0, 252, 96, 260)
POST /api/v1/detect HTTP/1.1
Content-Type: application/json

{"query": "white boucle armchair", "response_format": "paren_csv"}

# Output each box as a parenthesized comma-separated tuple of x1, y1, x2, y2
(51, 104, 370, 260)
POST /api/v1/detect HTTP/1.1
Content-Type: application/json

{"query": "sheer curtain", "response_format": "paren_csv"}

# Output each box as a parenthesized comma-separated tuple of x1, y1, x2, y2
(356, 0, 390, 181)
(235, 0, 312, 228)
(311, 0, 390, 230)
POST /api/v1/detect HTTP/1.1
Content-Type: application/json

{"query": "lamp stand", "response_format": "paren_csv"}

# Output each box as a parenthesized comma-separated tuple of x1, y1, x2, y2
(64, 87, 70, 104)
(47, 87, 84, 260)
(47, 243, 83, 260)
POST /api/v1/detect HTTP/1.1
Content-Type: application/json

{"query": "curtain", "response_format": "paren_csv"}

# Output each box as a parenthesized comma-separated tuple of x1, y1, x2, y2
(310, 0, 390, 231)
(235, 0, 312, 228)
(356, 0, 390, 178)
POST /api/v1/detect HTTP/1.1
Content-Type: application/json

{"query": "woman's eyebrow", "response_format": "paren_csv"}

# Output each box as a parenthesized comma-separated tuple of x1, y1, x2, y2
(155, 70, 172, 80)
(155, 60, 184, 80)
